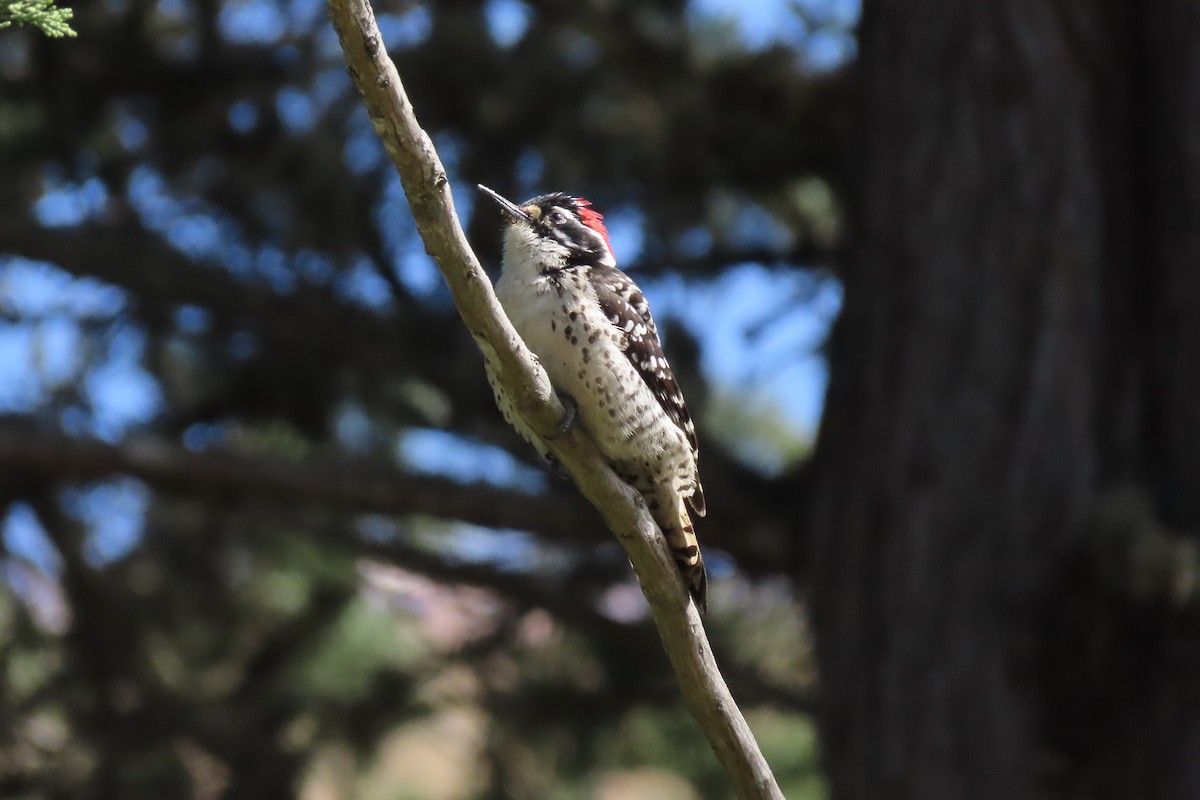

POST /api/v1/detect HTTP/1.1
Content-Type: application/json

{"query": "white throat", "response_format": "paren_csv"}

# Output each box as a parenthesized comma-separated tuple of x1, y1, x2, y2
(501, 222, 570, 282)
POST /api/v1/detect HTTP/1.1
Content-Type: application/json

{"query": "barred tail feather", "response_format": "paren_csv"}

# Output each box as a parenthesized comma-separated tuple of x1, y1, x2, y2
(666, 499, 708, 613)
(678, 549, 708, 613)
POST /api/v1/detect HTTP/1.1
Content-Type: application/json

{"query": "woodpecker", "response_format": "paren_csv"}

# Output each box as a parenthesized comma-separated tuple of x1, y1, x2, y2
(477, 184, 708, 611)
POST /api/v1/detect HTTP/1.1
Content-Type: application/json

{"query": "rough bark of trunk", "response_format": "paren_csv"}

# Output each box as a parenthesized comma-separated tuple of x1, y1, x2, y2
(807, 1, 1200, 798)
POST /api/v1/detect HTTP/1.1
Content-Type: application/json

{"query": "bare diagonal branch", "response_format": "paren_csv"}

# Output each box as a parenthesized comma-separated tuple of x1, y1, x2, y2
(323, 2, 783, 796)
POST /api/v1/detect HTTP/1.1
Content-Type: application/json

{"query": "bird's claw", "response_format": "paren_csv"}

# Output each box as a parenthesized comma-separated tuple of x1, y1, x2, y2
(549, 394, 576, 439)
(542, 395, 576, 479)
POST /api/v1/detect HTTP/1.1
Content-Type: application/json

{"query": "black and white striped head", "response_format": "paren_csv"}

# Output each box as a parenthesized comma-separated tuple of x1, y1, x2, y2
(478, 185, 615, 275)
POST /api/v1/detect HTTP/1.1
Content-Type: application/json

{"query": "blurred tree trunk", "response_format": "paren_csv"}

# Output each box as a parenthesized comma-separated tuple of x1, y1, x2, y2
(807, 1, 1200, 798)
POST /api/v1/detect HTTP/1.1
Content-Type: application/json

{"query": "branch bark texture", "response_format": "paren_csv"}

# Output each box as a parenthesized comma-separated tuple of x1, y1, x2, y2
(324, 1, 782, 796)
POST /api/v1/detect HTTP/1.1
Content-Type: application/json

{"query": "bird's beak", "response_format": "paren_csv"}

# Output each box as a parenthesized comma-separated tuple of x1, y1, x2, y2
(477, 184, 530, 223)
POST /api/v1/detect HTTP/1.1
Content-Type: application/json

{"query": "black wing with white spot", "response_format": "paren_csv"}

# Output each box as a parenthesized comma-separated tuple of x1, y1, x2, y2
(591, 264, 705, 512)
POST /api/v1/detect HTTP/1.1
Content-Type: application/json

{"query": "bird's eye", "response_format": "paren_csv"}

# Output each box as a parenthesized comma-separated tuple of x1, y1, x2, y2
(549, 210, 566, 226)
